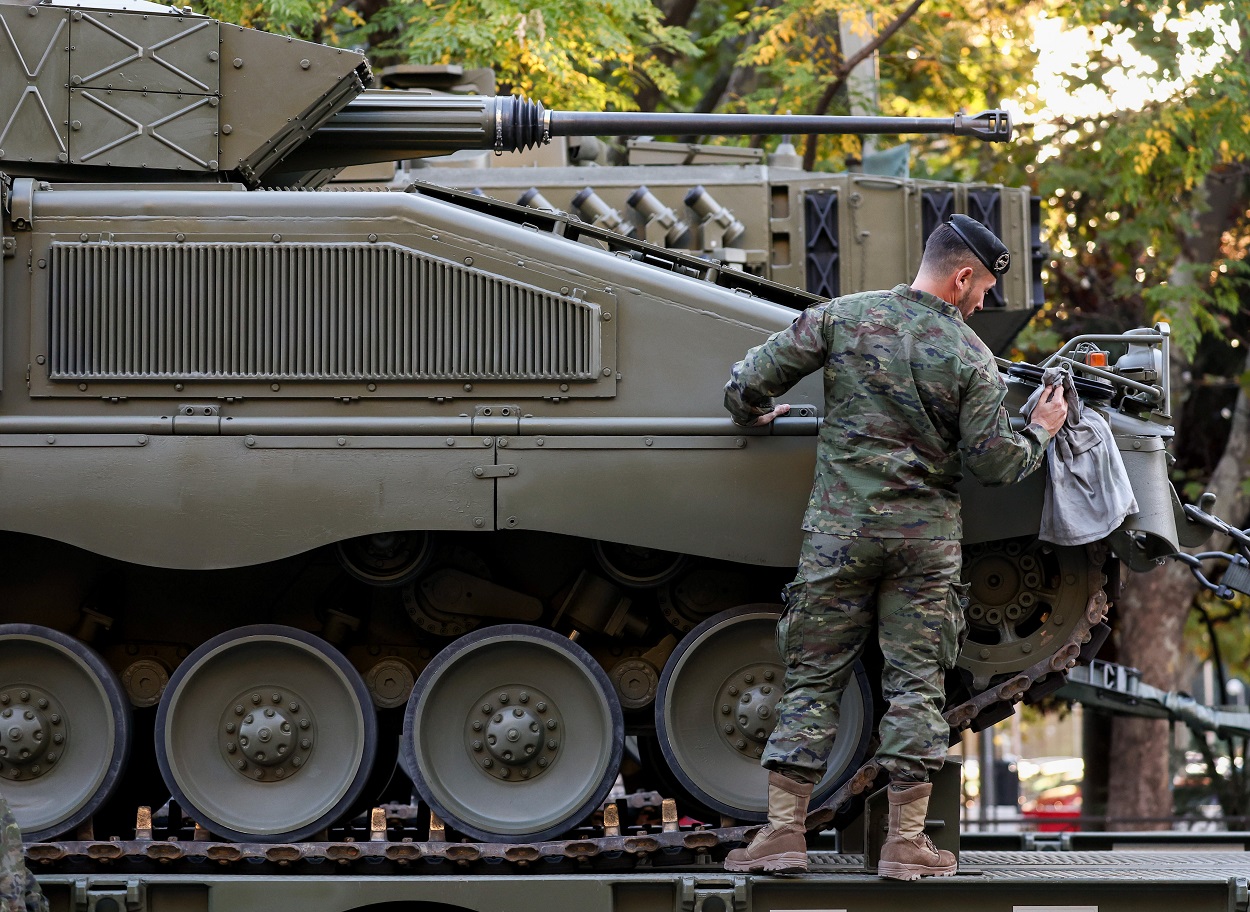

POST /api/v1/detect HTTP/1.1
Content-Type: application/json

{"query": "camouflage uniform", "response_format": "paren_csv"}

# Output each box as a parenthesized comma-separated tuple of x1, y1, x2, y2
(1, 795, 48, 912)
(725, 284, 1051, 783)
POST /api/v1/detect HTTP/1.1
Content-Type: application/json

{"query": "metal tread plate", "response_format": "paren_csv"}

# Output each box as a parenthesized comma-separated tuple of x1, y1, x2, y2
(811, 849, 1250, 881)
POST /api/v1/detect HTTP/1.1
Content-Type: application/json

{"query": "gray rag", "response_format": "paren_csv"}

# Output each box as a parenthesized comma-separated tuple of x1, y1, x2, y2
(1021, 365, 1138, 546)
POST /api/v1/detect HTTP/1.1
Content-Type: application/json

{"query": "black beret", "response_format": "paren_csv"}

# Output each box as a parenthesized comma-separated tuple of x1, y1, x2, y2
(948, 214, 1011, 276)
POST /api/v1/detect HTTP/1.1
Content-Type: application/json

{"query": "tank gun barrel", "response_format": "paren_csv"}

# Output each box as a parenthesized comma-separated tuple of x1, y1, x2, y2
(275, 93, 1012, 174)
(550, 109, 1012, 142)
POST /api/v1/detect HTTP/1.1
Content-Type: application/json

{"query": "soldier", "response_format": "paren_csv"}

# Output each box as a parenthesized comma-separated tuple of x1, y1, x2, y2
(722, 215, 1068, 879)
(1, 794, 48, 912)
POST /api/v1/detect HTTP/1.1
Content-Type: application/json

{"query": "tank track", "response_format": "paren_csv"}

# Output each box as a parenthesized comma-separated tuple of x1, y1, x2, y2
(806, 542, 1109, 830)
(22, 547, 1108, 874)
(24, 803, 757, 874)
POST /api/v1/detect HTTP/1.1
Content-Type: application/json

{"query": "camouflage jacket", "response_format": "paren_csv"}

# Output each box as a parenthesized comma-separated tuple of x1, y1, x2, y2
(1, 795, 48, 912)
(724, 284, 1051, 540)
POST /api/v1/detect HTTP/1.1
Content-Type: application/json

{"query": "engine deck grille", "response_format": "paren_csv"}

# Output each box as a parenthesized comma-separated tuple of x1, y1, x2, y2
(47, 243, 601, 382)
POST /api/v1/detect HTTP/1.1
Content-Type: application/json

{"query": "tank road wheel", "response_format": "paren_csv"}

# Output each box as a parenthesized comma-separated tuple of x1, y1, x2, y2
(155, 625, 376, 842)
(402, 625, 623, 842)
(592, 540, 687, 589)
(0, 625, 132, 840)
(958, 537, 1096, 690)
(337, 531, 433, 587)
(656, 607, 872, 822)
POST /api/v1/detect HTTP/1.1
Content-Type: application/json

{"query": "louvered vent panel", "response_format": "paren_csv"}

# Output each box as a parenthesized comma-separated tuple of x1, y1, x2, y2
(47, 243, 600, 381)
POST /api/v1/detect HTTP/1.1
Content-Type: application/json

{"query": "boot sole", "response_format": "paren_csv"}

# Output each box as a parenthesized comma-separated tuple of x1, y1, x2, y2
(724, 852, 809, 874)
(877, 861, 957, 881)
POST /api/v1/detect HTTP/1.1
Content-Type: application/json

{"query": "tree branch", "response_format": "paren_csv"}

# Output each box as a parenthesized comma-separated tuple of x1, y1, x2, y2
(802, 0, 927, 170)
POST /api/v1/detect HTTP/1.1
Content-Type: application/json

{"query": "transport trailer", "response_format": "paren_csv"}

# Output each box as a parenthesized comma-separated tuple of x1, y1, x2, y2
(32, 850, 1250, 912)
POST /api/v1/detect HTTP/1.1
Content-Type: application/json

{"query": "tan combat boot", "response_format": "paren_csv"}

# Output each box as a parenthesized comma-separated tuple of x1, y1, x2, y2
(724, 772, 812, 874)
(877, 781, 957, 881)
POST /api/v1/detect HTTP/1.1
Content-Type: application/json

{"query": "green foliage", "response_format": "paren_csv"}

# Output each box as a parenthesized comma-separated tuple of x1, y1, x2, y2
(354, 0, 698, 109)
(1023, 3, 1249, 362)
(192, 0, 327, 36)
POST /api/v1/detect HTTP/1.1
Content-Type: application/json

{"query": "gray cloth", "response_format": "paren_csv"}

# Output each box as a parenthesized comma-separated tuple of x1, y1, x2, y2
(1021, 365, 1138, 546)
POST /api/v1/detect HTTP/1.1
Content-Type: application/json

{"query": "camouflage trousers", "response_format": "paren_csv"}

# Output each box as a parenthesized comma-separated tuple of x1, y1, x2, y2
(1, 795, 48, 912)
(761, 532, 965, 785)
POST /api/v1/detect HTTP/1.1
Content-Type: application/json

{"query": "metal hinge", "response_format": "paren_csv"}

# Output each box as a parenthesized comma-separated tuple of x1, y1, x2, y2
(676, 876, 749, 912)
(173, 404, 221, 435)
(72, 878, 146, 911)
(473, 464, 517, 479)
(9, 177, 34, 230)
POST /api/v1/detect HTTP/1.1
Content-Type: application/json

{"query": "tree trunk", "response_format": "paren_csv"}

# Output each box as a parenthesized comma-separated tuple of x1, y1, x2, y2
(1107, 559, 1198, 829)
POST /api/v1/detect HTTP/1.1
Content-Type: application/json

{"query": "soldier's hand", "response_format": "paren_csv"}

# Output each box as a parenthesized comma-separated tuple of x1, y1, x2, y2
(1030, 384, 1067, 436)
(752, 403, 791, 426)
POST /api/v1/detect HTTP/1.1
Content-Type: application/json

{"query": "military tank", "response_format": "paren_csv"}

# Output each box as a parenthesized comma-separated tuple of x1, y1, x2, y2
(0, 0, 1209, 856)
